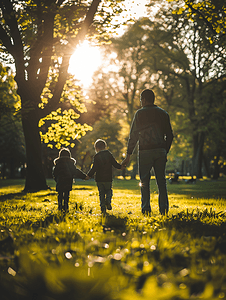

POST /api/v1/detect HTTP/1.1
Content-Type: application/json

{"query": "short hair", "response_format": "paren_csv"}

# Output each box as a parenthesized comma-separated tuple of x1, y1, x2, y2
(141, 89, 155, 104)
(59, 148, 71, 158)
(94, 139, 107, 150)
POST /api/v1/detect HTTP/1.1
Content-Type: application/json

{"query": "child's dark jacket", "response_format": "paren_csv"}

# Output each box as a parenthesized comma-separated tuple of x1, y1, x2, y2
(53, 157, 86, 191)
(87, 150, 121, 182)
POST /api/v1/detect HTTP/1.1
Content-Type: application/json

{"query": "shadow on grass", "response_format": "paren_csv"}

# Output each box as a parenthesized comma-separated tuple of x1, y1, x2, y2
(35, 191, 57, 198)
(0, 190, 58, 202)
(103, 214, 128, 233)
(165, 210, 226, 239)
(0, 192, 26, 202)
(72, 186, 93, 190)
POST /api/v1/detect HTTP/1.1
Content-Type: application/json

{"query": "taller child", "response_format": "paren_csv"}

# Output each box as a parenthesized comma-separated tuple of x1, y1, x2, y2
(122, 89, 173, 215)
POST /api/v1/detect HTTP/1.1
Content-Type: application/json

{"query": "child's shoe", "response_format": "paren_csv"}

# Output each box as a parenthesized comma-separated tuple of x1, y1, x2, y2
(106, 202, 112, 210)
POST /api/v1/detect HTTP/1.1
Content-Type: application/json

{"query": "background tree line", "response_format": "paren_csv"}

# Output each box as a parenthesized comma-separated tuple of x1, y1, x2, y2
(0, 0, 225, 187)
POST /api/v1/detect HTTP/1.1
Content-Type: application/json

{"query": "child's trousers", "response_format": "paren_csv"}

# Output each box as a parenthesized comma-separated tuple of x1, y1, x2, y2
(97, 182, 112, 213)
(58, 191, 70, 211)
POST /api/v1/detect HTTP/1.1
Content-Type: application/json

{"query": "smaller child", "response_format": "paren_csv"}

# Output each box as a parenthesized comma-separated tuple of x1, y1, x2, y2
(86, 139, 123, 214)
(53, 148, 87, 212)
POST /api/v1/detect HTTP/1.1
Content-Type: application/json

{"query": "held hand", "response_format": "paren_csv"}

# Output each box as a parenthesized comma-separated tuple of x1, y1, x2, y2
(85, 175, 90, 180)
(121, 154, 130, 167)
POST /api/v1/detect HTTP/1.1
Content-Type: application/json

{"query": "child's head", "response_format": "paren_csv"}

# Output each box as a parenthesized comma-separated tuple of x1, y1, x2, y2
(94, 139, 107, 152)
(59, 148, 71, 158)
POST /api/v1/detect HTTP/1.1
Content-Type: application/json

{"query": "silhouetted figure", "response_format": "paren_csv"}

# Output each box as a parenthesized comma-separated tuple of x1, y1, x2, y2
(53, 148, 87, 212)
(122, 89, 174, 216)
(169, 172, 179, 184)
(86, 139, 123, 214)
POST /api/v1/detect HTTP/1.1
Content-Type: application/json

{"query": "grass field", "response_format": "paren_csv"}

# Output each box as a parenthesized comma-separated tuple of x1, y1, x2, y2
(1, 177, 226, 300)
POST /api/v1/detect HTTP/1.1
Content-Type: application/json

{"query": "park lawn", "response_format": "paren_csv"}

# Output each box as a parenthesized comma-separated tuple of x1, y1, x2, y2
(0, 177, 226, 300)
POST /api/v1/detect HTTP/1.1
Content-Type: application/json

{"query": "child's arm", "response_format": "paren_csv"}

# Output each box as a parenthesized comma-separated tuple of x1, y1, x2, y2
(74, 167, 87, 180)
(86, 156, 97, 179)
(111, 154, 122, 170)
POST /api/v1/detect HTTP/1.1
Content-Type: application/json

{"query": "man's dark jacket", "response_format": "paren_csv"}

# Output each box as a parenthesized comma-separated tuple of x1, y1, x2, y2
(87, 150, 121, 182)
(127, 104, 174, 155)
(53, 157, 86, 191)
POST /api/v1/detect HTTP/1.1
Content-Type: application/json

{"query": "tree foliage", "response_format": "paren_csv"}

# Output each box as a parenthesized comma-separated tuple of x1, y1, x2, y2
(135, 0, 226, 178)
(0, 0, 126, 190)
(94, 4, 226, 178)
(166, 0, 226, 42)
(0, 63, 25, 178)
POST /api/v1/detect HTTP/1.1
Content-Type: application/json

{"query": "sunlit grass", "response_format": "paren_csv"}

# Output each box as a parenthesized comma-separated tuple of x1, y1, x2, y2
(1, 178, 226, 299)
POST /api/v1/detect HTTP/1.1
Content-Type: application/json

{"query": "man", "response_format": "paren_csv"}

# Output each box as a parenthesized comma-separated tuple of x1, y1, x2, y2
(122, 89, 173, 215)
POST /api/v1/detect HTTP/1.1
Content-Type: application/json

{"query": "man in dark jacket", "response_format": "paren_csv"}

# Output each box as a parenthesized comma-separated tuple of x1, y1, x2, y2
(53, 148, 87, 211)
(86, 139, 122, 214)
(122, 89, 174, 215)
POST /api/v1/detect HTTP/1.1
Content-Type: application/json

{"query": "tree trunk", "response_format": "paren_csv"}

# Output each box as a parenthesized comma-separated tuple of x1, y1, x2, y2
(192, 132, 205, 179)
(9, 156, 15, 179)
(203, 155, 211, 178)
(212, 150, 221, 180)
(22, 109, 49, 191)
(1, 162, 6, 179)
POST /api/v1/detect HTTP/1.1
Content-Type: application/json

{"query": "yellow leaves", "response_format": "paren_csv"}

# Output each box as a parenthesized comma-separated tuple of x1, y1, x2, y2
(168, 0, 225, 37)
(216, 26, 221, 34)
(14, 99, 21, 112)
(208, 37, 213, 44)
(177, 7, 184, 15)
(131, 240, 140, 249)
(39, 109, 92, 149)
(38, 119, 45, 127)
(176, 112, 185, 116)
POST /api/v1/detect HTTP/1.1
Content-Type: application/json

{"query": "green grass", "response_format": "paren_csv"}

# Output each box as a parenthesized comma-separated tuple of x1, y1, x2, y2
(1, 178, 226, 300)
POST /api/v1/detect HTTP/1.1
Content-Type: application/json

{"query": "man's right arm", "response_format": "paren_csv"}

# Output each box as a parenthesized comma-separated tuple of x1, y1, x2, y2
(122, 113, 139, 167)
(165, 113, 174, 153)
(126, 112, 139, 156)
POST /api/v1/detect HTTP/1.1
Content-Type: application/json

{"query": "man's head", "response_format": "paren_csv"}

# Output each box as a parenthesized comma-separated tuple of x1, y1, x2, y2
(94, 139, 107, 152)
(140, 89, 155, 106)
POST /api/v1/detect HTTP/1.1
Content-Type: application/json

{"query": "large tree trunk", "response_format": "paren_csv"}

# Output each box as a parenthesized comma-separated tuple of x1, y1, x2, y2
(192, 132, 205, 179)
(22, 108, 49, 192)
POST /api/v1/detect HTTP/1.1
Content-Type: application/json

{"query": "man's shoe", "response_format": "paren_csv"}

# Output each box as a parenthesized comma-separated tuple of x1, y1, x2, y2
(142, 210, 151, 217)
(106, 202, 112, 210)
(160, 208, 168, 216)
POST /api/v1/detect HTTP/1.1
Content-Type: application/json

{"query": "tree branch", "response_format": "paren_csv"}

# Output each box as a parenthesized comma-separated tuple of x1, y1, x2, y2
(0, 0, 24, 73)
(68, 0, 102, 51)
(186, 3, 216, 34)
(40, 0, 102, 118)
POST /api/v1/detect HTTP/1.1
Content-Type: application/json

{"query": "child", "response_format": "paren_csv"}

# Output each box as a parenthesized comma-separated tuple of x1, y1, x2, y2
(53, 148, 87, 212)
(86, 139, 122, 214)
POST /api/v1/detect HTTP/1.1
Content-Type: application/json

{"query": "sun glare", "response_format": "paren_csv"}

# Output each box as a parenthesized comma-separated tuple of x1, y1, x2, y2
(68, 1, 148, 88)
(68, 41, 102, 88)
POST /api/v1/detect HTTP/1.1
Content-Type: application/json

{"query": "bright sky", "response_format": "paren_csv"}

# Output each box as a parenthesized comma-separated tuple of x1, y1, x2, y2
(68, 0, 149, 88)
